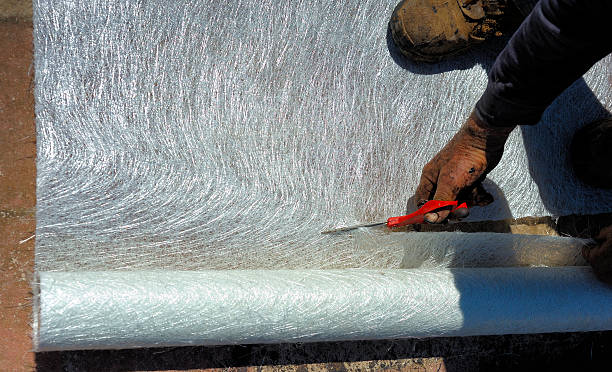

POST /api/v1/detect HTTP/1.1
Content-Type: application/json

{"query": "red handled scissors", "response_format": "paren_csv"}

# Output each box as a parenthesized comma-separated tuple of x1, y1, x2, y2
(321, 200, 468, 234)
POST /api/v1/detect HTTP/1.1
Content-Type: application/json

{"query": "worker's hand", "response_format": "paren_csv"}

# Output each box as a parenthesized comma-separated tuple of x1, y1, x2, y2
(583, 225, 612, 285)
(413, 111, 515, 223)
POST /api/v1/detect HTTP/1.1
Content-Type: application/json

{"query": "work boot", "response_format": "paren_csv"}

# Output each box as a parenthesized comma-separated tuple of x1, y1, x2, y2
(389, 0, 520, 63)
(570, 118, 612, 189)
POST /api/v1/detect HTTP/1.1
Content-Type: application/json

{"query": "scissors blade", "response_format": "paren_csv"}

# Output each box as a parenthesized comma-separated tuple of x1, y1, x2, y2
(321, 221, 386, 234)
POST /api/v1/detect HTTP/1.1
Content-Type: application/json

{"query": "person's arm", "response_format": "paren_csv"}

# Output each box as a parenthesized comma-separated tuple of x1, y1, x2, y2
(476, 0, 612, 127)
(414, 0, 612, 223)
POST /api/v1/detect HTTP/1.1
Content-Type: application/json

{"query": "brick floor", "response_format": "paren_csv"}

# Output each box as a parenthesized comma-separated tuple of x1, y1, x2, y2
(0, 20, 36, 371)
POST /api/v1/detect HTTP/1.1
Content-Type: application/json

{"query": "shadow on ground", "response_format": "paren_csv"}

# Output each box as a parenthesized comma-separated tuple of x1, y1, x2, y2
(520, 79, 612, 216)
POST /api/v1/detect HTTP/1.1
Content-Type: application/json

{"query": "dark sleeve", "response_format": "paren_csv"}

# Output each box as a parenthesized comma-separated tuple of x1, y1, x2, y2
(474, 0, 612, 127)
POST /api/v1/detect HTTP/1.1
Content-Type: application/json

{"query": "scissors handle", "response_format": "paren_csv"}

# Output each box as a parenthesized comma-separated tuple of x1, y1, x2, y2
(386, 200, 468, 227)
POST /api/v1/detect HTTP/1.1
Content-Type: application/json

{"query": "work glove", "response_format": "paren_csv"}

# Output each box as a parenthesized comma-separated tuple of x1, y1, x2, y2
(413, 111, 515, 223)
(583, 225, 612, 285)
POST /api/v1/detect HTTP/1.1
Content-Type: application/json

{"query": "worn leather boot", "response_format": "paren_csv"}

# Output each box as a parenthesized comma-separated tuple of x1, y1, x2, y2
(389, 0, 518, 63)
(570, 118, 612, 189)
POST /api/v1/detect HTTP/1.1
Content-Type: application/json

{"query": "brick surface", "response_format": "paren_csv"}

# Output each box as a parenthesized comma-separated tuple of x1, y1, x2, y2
(0, 20, 35, 372)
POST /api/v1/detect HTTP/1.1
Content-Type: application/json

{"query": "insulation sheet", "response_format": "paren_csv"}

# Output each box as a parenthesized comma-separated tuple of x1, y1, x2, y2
(33, 0, 612, 351)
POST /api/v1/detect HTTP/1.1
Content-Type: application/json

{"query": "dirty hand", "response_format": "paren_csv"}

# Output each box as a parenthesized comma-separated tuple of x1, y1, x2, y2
(414, 111, 515, 223)
(583, 225, 612, 285)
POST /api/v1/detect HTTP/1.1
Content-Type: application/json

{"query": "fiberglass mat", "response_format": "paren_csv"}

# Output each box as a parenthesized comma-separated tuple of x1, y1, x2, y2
(34, 0, 612, 271)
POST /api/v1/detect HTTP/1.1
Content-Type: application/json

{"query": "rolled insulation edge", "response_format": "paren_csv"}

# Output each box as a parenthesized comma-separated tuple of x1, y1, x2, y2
(35, 267, 612, 351)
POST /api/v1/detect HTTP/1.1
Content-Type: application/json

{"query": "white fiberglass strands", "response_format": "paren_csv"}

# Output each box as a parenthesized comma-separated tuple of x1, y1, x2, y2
(35, 268, 612, 351)
(34, 0, 612, 272)
(33, 233, 599, 351)
(398, 232, 589, 268)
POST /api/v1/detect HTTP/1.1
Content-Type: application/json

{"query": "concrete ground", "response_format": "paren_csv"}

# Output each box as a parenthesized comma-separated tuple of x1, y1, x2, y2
(1, 1, 612, 371)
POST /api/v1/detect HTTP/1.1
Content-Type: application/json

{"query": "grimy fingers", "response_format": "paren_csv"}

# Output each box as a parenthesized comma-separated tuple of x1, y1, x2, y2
(427, 164, 478, 223)
(596, 225, 612, 242)
(414, 170, 437, 207)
